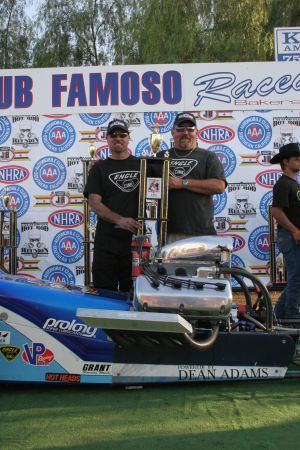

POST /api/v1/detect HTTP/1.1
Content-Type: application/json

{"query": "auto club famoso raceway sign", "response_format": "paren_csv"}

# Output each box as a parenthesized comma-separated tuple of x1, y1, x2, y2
(1, 62, 300, 286)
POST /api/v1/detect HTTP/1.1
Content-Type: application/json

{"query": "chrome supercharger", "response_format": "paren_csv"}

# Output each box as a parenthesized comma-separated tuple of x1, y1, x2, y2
(134, 235, 233, 322)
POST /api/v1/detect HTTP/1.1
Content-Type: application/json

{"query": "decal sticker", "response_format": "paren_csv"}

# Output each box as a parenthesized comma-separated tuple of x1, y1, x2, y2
(0, 346, 21, 362)
(22, 343, 54, 366)
(45, 373, 81, 382)
(0, 331, 10, 345)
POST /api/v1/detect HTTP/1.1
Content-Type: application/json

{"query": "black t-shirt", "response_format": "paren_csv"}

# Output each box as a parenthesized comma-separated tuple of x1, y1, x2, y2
(272, 174, 300, 229)
(152, 147, 226, 235)
(83, 155, 140, 239)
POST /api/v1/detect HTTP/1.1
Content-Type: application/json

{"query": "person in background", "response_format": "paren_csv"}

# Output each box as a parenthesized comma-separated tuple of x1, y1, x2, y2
(270, 142, 300, 319)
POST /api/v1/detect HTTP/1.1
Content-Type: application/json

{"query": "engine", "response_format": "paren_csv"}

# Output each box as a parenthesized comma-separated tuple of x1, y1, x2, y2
(134, 236, 233, 322)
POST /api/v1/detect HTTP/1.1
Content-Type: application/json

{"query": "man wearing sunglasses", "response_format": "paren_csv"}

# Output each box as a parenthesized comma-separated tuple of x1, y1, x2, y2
(84, 119, 141, 292)
(158, 112, 226, 244)
(270, 142, 300, 320)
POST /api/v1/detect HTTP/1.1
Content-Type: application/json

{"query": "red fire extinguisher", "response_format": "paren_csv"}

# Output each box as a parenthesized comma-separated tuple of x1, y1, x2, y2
(131, 237, 152, 277)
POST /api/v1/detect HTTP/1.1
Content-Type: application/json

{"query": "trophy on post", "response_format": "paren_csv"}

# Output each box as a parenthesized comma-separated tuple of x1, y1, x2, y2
(83, 137, 98, 286)
(0, 188, 17, 274)
(137, 123, 170, 248)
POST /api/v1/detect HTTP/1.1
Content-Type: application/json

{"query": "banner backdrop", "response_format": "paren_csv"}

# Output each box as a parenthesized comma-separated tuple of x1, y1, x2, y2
(1, 61, 300, 115)
(1, 109, 300, 285)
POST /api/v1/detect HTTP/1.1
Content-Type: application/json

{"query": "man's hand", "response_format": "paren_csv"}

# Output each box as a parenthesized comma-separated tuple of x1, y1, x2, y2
(117, 217, 142, 233)
(168, 176, 183, 190)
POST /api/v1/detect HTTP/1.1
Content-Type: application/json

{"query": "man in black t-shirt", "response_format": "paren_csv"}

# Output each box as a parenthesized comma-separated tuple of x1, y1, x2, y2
(84, 119, 141, 292)
(156, 112, 227, 244)
(270, 143, 300, 319)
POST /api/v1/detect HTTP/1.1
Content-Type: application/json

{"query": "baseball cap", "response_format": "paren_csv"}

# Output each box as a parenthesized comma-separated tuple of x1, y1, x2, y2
(107, 119, 129, 135)
(174, 112, 197, 126)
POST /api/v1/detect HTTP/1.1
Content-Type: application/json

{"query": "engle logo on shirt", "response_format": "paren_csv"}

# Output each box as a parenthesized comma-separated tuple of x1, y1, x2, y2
(109, 171, 140, 192)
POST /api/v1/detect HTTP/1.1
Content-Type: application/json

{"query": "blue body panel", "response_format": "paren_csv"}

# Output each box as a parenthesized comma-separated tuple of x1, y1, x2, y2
(0, 273, 297, 385)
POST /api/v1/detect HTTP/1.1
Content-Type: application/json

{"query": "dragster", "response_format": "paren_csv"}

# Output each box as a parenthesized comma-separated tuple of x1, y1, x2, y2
(0, 235, 299, 385)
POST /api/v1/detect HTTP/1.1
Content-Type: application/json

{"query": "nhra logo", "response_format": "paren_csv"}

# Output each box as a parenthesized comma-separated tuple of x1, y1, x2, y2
(79, 113, 111, 126)
(144, 112, 177, 133)
(0, 185, 30, 217)
(42, 265, 75, 284)
(43, 318, 97, 338)
(109, 171, 140, 192)
(22, 343, 54, 366)
(0, 117, 11, 144)
(255, 170, 282, 188)
(96, 144, 111, 160)
(0, 146, 14, 162)
(135, 138, 168, 157)
(33, 157, 66, 190)
(0, 166, 29, 184)
(169, 159, 198, 178)
(52, 230, 84, 264)
(42, 119, 76, 153)
(260, 190, 273, 222)
(213, 192, 227, 215)
(0, 346, 21, 361)
(231, 234, 245, 252)
(248, 226, 280, 261)
(238, 116, 272, 150)
(198, 126, 234, 144)
(209, 144, 236, 177)
(48, 210, 84, 228)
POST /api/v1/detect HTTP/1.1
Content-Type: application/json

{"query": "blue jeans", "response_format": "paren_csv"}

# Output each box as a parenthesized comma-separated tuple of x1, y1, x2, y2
(274, 229, 300, 319)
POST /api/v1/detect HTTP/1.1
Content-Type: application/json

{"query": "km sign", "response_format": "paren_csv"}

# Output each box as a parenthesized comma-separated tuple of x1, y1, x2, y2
(274, 27, 300, 61)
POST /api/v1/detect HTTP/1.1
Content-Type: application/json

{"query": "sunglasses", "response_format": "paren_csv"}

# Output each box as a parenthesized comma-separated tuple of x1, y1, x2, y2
(109, 132, 129, 138)
(175, 125, 196, 132)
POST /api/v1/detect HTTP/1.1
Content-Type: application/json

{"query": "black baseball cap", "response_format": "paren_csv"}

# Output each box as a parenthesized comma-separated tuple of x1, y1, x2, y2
(107, 119, 129, 135)
(174, 112, 197, 126)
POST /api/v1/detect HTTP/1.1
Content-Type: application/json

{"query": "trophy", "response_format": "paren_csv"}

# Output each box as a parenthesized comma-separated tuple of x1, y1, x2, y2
(3, 187, 10, 210)
(137, 124, 170, 247)
(0, 187, 17, 274)
(83, 135, 99, 286)
(149, 124, 165, 157)
(88, 140, 97, 160)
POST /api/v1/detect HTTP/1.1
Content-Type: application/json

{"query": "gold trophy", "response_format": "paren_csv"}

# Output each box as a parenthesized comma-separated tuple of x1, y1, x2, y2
(1, 187, 17, 274)
(88, 140, 97, 160)
(149, 124, 165, 157)
(3, 187, 10, 209)
(83, 138, 98, 286)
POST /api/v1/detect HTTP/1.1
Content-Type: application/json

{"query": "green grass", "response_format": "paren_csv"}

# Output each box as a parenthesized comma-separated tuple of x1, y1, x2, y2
(1, 379, 300, 449)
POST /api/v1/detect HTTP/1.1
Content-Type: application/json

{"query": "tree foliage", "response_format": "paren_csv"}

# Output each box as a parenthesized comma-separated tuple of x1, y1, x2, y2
(115, 0, 276, 64)
(0, 0, 33, 68)
(32, 0, 129, 67)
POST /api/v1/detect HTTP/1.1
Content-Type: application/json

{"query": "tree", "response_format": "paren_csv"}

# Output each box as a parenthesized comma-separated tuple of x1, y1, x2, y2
(0, 0, 33, 69)
(113, 0, 276, 64)
(32, 0, 130, 67)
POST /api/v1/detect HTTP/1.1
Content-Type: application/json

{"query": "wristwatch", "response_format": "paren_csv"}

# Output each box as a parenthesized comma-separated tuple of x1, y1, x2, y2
(182, 179, 188, 189)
